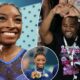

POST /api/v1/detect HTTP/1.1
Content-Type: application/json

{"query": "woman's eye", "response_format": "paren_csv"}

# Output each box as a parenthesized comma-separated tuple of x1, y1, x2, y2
(42, 59, 45, 61)
(0, 16, 6, 21)
(37, 59, 40, 61)
(15, 18, 22, 24)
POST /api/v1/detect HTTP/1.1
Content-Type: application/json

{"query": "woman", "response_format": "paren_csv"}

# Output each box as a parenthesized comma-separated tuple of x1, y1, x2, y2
(0, 3, 27, 80)
(24, 53, 57, 80)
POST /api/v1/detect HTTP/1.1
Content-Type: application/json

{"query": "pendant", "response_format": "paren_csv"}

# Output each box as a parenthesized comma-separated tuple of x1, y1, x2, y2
(73, 75, 77, 80)
(70, 61, 73, 66)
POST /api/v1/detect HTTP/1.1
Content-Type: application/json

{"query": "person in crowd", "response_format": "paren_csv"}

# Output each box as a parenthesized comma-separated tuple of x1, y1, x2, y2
(39, 3, 80, 79)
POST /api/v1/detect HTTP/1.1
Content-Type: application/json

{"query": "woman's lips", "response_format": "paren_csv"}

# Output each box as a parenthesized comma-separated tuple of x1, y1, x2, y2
(1, 32, 18, 39)
(3, 32, 16, 36)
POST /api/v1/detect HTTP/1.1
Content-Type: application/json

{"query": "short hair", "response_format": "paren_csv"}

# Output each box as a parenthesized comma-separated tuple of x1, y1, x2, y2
(62, 16, 79, 25)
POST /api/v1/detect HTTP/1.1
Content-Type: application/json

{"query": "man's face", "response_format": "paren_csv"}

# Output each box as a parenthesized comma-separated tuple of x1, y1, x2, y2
(34, 54, 46, 69)
(62, 17, 78, 38)
(0, 5, 22, 45)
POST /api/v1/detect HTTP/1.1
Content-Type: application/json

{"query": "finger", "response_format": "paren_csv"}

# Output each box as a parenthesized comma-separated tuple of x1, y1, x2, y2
(59, 0, 68, 4)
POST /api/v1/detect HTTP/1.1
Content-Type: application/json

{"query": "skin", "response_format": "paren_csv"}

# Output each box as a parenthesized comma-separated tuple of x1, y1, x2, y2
(0, 4, 22, 62)
(0, 5, 22, 45)
(22, 58, 30, 70)
(62, 17, 78, 39)
(31, 54, 46, 78)
(41, 0, 80, 21)
(39, 3, 79, 44)
(34, 54, 46, 69)
(59, 0, 68, 4)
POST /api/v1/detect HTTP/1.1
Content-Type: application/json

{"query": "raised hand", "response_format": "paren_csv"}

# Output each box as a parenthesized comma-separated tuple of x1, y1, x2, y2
(51, 3, 72, 17)
(31, 71, 41, 79)
(65, 6, 80, 17)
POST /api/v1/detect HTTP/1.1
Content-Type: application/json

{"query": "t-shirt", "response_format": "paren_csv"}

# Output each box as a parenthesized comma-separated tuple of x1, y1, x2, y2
(0, 49, 27, 80)
(45, 34, 80, 80)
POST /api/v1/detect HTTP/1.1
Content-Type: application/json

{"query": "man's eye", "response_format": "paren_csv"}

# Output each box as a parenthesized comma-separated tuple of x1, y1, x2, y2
(64, 25, 67, 27)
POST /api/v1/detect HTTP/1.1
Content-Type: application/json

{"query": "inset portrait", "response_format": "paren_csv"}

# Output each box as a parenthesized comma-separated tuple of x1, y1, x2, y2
(21, 46, 59, 80)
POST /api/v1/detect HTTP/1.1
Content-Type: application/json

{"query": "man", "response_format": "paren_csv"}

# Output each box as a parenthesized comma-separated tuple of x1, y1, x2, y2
(39, 3, 80, 80)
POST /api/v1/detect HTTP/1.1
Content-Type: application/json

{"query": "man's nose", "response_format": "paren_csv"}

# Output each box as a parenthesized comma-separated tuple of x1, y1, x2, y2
(66, 26, 71, 31)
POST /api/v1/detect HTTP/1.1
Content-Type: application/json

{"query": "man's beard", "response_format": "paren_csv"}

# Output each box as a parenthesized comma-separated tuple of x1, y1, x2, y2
(64, 36, 76, 46)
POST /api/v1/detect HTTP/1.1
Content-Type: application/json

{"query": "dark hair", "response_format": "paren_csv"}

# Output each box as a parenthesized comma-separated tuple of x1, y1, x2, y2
(62, 16, 78, 25)
(34, 53, 46, 59)
(49, 0, 59, 9)
(40, 0, 59, 20)
(0, 3, 21, 15)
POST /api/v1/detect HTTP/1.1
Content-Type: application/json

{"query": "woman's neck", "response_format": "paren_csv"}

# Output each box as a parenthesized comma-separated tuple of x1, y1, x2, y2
(0, 44, 21, 62)
(0, 44, 16, 55)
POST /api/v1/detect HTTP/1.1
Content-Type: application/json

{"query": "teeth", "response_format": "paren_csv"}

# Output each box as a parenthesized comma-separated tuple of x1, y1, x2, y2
(66, 32, 71, 36)
(3, 32, 15, 36)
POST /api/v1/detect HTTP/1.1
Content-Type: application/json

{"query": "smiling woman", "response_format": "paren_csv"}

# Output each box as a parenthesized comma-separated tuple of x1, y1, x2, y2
(0, 3, 27, 80)
(22, 46, 59, 80)
(0, 4, 22, 45)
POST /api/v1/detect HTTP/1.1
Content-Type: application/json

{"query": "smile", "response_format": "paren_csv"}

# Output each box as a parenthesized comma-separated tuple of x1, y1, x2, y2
(0, 31, 19, 38)
(3, 32, 16, 36)
(65, 32, 72, 35)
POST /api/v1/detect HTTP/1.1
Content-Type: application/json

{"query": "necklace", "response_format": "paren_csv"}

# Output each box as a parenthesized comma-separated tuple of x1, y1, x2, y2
(63, 37, 78, 66)
(63, 37, 78, 80)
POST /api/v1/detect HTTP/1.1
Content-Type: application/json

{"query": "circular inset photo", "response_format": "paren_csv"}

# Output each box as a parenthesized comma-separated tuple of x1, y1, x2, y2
(21, 46, 59, 80)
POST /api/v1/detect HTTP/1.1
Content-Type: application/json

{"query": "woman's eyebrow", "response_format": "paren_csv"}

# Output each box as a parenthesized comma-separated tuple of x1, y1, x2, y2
(15, 15, 21, 17)
(0, 13, 21, 18)
(0, 13, 6, 15)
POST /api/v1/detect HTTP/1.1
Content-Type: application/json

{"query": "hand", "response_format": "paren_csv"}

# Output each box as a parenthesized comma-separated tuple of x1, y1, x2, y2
(51, 3, 72, 17)
(31, 71, 41, 79)
(59, 0, 68, 4)
(68, 0, 75, 5)
(65, 6, 80, 17)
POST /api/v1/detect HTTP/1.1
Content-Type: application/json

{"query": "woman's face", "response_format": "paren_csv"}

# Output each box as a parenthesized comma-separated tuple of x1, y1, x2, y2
(34, 54, 46, 69)
(0, 4, 22, 45)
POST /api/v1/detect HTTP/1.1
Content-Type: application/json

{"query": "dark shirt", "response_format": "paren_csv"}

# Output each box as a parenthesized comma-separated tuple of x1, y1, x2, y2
(45, 33, 80, 80)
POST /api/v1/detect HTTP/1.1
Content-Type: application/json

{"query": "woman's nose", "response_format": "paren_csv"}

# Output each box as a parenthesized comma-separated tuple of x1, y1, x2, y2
(7, 18, 15, 28)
